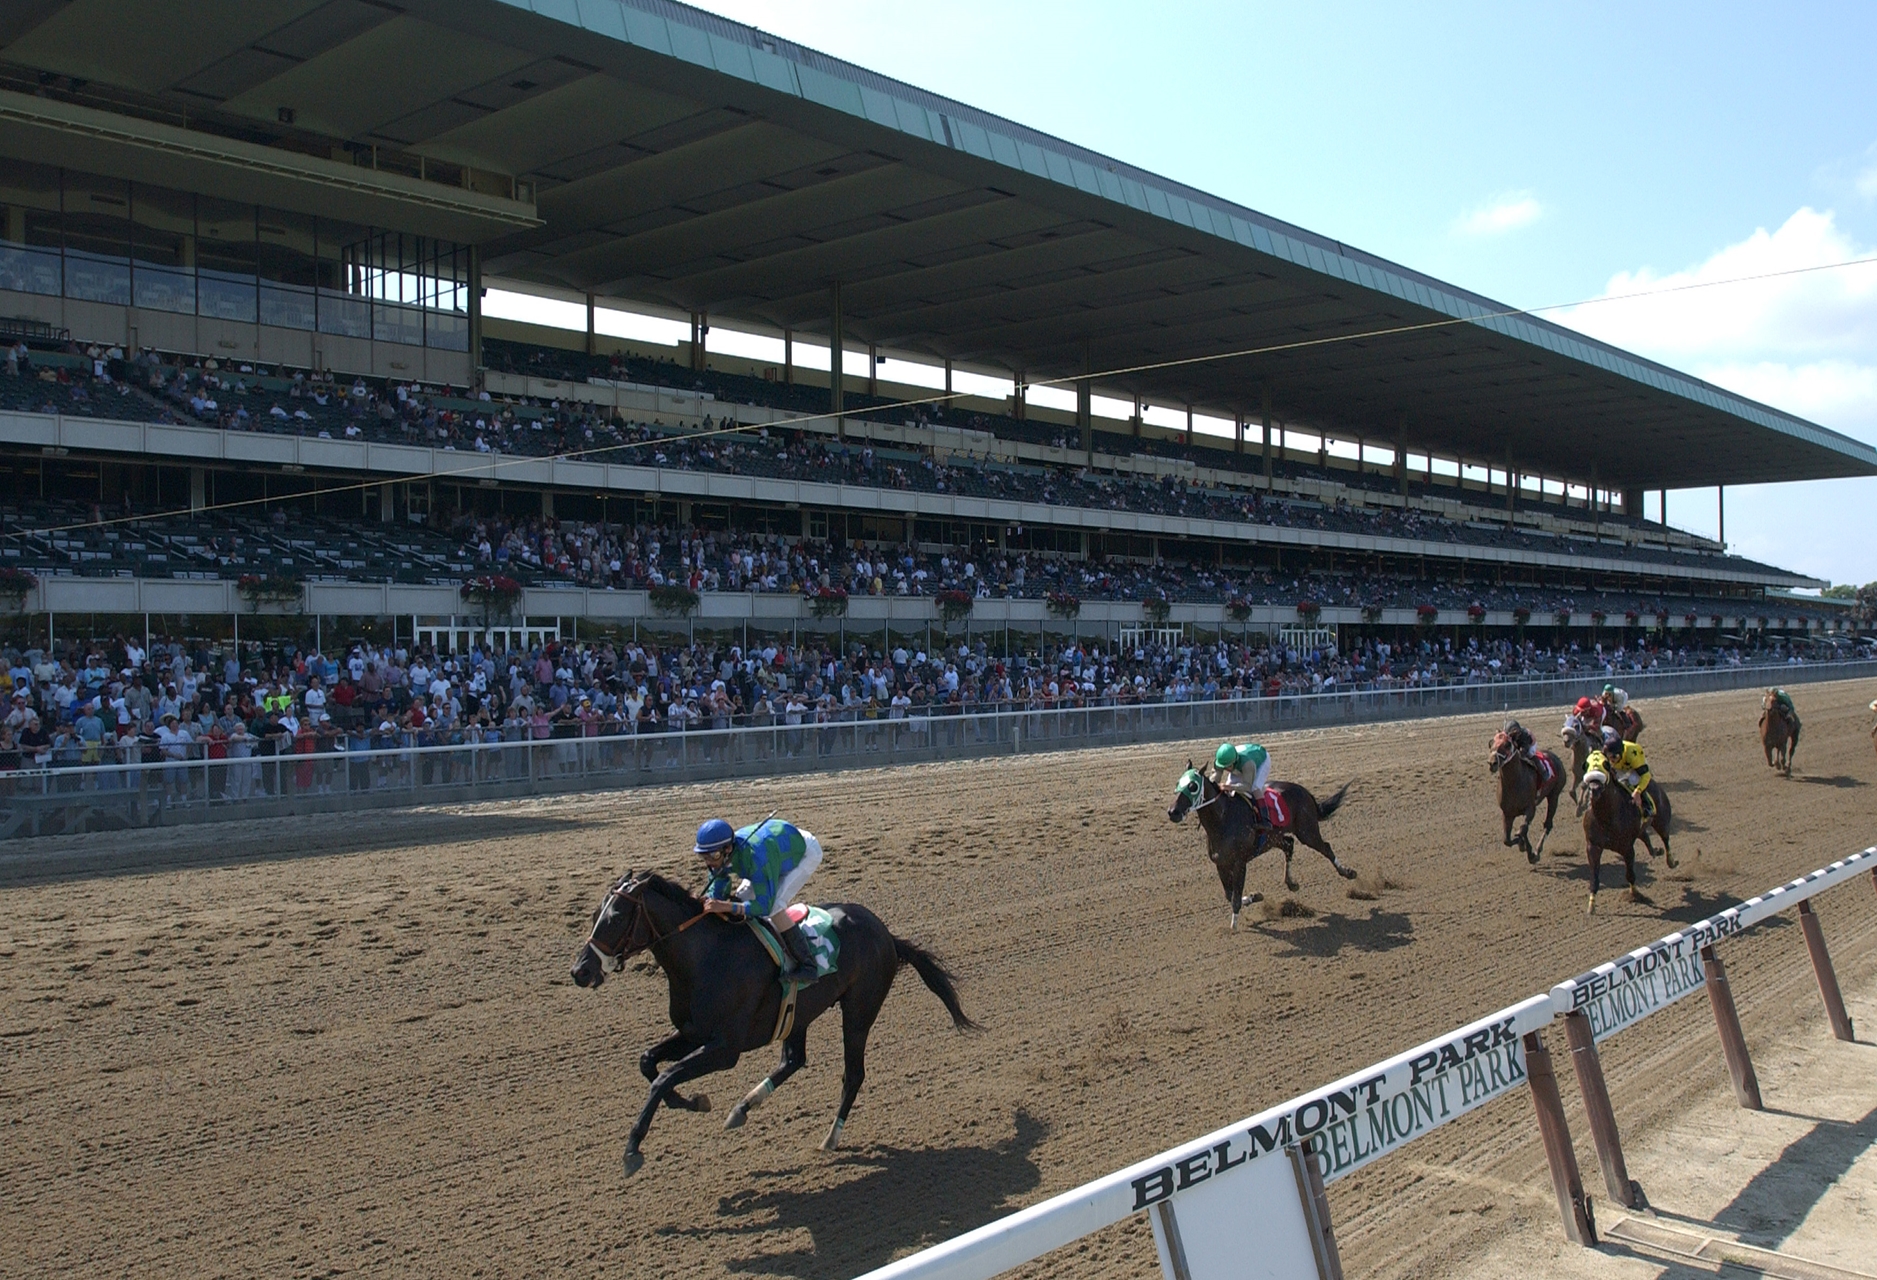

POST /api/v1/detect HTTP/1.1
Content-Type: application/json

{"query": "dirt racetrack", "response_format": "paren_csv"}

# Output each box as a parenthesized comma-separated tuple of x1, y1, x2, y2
(4, 679, 1876, 1280)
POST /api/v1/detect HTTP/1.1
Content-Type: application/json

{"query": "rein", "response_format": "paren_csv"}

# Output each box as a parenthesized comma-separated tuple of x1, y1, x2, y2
(586, 877, 710, 965)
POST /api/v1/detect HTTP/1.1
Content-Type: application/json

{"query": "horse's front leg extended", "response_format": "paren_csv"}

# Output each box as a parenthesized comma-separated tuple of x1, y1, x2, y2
(625, 1038, 739, 1176)
(640, 1032, 711, 1112)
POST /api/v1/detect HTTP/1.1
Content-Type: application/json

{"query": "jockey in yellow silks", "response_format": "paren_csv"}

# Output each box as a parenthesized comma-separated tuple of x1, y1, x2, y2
(1587, 724, 1654, 819)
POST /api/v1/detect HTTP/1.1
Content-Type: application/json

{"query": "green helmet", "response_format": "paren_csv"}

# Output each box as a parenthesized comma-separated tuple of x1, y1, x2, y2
(1215, 742, 1267, 771)
(1601, 683, 1616, 696)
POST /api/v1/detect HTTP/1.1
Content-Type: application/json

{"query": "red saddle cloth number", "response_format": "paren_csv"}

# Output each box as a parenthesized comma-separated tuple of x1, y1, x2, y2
(1260, 790, 1290, 829)
(779, 904, 808, 926)
(1535, 754, 1554, 788)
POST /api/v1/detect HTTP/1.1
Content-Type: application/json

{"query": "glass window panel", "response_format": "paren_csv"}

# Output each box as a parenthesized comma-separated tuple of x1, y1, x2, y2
(260, 281, 316, 330)
(130, 184, 195, 314)
(373, 300, 423, 347)
(61, 172, 132, 305)
(317, 288, 370, 338)
(425, 308, 467, 351)
(0, 160, 61, 296)
(257, 209, 317, 286)
(197, 197, 255, 321)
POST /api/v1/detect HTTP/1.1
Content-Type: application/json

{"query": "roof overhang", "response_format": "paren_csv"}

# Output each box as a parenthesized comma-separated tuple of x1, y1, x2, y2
(2, 0, 1871, 491)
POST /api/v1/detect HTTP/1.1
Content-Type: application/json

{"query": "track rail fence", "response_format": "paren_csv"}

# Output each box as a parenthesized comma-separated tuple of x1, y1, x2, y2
(853, 844, 1877, 1280)
(3, 658, 1870, 839)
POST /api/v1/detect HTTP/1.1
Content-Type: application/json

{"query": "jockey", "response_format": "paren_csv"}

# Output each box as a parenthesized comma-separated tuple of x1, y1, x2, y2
(1503, 719, 1542, 764)
(695, 816, 825, 983)
(1566, 696, 1604, 738)
(1213, 741, 1273, 826)
(1769, 687, 1799, 728)
(1600, 683, 1629, 712)
(1594, 725, 1655, 819)
(1600, 683, 1644, 739)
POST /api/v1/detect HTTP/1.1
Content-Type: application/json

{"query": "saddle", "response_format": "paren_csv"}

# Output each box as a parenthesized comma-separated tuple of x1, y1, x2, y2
(1237, 788, 1289, 830)
(746, 906, 840, 1044)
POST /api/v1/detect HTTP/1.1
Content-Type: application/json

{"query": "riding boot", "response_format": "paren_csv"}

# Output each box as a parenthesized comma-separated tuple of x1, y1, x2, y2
(775, 923, 819, 985)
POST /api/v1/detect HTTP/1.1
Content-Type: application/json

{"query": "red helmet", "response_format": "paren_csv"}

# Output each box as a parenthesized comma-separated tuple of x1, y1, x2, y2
(1575, 697, 1594, 714)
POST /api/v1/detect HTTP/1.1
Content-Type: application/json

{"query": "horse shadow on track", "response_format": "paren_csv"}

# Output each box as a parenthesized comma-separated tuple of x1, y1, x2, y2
(1795, 774, 1864, 789)
(1255, 908, 1414, 959)
(662, 1109, 1048, 1278)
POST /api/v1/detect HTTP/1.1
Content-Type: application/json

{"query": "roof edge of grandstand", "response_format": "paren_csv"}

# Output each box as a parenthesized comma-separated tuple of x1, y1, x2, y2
(491, 0, 1877, 478)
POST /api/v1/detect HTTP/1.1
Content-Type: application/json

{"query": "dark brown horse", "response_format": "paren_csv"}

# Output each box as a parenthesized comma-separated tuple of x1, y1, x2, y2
(571, 872, 974, 1174)
(1167, 764, 1356, 929)
(1489, 727, 1565, 864)
(1760, 690, 1799, 776)
(1577, 770, 1673, 915)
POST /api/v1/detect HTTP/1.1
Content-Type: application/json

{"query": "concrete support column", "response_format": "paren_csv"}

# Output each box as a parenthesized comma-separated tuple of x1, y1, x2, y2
(1621, 487, 1643, 520)
(1506, 445, 1517, 518)
(829, 281, 844, 439)
(1132, 393, 1142, 439)
(1396, 425, 1409, 497)
(585, 293, 596, 356)
(1013, 371, 1026, 421)
(1262, 386, 1273, 483)
(1234, 412, 1244, 454)
(467, 246, 483, 372)
(1078, 340, 1093, 453)
(1184, 404, 1193, 446)
(943, 358, 953, 398)
(867, 343, 877, 398)
(1659, 488, 1668, 526)
(379, 482, 394, 523)
(688, 311, 708, 372)
(1717, 485, 1725, 547)
(541, 490, 554, 519)
(783, 329, 793, 385)
(189, 467, 205, 515)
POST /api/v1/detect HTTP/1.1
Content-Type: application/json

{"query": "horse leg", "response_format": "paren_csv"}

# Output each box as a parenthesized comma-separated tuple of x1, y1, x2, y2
(1623, 843, 1645, 904)
(624, 1038, 739, 1176)
(823, 984, 888, 1152)
(640, 1031, 711, 1113)
(1229, 859, 1249, 931)
(1516, 801, 1538, 864)
(1296, 821, 1357, 880)
(725, 1023, 808, 1130)
(1282, 839, 1300, 893)
(1587, 842, 1603, 915)
(1535, 786, 1560, 860)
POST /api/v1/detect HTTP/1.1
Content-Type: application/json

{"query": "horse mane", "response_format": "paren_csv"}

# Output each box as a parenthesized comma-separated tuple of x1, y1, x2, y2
(631, 870, 703, 912)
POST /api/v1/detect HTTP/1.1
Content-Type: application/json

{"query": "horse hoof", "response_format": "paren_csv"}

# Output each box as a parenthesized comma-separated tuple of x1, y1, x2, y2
(1664, 851, 1678, 870)
(820, 1119, 845, 1152)
(724, 1107, 746, 1131)
(1285, 880, 1300, 894)
(623, 1150, 644, 1178)
(1337, 865, 1358, 881)
(691, 1094, 711, 1114)
(1228, 913, 1238, 932)
(1586, 894, 1597, 915)
(1248, 892, 1263, 904)
(1526, 849, 1539, 866)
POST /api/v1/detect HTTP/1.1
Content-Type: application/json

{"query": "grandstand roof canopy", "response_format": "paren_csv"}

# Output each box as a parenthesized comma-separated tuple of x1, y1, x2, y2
(5, 0, 1874, 491)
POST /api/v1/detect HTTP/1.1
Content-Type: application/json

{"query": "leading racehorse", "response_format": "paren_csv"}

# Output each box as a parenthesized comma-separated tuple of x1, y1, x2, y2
(1488, 726, 1565, 864)
(1760, 690, 1799, 776)
(1167, 764, 1356, 929)
(571, 871, 975, 1174)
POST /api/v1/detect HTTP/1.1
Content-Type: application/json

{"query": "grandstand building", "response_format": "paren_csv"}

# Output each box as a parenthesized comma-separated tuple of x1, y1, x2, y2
(0, 0, 1872, 657)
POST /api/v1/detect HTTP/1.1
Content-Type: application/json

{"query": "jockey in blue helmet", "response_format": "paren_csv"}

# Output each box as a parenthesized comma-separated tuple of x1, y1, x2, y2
(694, 816, 825, 983)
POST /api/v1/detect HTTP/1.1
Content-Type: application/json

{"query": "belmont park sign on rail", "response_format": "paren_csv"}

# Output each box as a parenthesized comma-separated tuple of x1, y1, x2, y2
(1130, 994, 1554, 1211)
(1549, 848, 1877, 1041)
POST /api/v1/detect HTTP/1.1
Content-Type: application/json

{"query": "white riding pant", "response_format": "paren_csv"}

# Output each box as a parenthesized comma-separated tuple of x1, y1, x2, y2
(767, 831, 823, 928)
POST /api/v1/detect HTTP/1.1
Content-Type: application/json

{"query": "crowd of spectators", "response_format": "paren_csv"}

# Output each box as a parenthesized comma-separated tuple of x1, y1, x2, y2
(0, 623, 1832, 795)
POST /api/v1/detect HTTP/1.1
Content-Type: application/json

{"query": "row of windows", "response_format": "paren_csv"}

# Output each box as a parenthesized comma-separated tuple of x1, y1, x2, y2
(0, 163, 470, 350)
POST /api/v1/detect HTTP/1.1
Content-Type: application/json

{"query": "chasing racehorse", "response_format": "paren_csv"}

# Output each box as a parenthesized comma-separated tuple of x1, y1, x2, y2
(1760, 690, 1799, 776)
(571, 871, 975, 1175)
(1559, 719, 1595, 801)
(1577, 767, 1673, 915)
(1488, 725, 1566, 864)
(1167, 763, 1357, 929)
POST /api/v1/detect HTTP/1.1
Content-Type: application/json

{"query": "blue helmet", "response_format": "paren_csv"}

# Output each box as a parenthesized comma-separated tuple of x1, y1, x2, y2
(693, 818, 734, 855)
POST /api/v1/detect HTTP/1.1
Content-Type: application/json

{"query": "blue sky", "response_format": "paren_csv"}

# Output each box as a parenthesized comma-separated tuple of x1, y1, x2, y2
(517, 2, 1877, 583)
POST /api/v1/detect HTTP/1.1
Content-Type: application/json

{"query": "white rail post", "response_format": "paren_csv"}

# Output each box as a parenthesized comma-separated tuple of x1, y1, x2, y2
(1797, 899, 1854, 1042)
(1523, 1029, 1596, 1245)
(1701, 944, 1763, 1110)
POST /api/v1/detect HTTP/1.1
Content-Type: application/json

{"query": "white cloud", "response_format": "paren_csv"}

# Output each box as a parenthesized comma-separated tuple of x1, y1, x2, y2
(1454, 191, 1541, 236)
(1554, 208, 1877, 584)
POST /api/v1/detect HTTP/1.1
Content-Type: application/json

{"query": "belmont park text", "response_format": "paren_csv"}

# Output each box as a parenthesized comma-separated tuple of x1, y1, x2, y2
(1131, 1015, 1524, 1210)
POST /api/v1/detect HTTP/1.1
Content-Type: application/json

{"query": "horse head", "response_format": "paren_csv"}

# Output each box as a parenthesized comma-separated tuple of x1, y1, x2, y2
(571, 871, 699, 988)
(1488, 730, 1513, 774)
(1167, 761, 1214, 824)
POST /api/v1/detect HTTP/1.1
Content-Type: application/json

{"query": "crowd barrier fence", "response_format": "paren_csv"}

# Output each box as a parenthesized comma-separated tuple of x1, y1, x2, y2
(1, 658, 1870, 840)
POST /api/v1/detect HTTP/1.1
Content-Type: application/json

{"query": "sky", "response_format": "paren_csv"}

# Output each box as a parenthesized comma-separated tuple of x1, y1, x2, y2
(494, 1, 1877, 585)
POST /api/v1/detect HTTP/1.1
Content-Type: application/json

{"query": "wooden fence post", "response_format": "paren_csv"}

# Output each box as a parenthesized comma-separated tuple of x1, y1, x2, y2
(1561, 1010, 1636, 1208)
(1524, 1029, 1597, 1245)
(1797, 899, 1855, 1041)
(1701, 945, 1762, 1110)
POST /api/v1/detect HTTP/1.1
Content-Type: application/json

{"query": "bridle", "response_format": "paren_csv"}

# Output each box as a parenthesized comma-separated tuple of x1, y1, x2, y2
(584, 874, 709, 973)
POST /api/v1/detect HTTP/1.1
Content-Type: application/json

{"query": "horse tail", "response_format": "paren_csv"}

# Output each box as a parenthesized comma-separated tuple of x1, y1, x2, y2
(893, 936, 979, 1031)
(1314, 783, 1351, 821)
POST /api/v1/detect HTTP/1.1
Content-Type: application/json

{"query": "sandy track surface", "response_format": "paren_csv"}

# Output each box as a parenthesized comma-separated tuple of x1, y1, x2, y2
(4, 681, 1875, 1279)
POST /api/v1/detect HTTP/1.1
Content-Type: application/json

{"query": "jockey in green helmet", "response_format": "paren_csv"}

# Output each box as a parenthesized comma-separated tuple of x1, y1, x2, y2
(1213, 741, 1272, 826)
